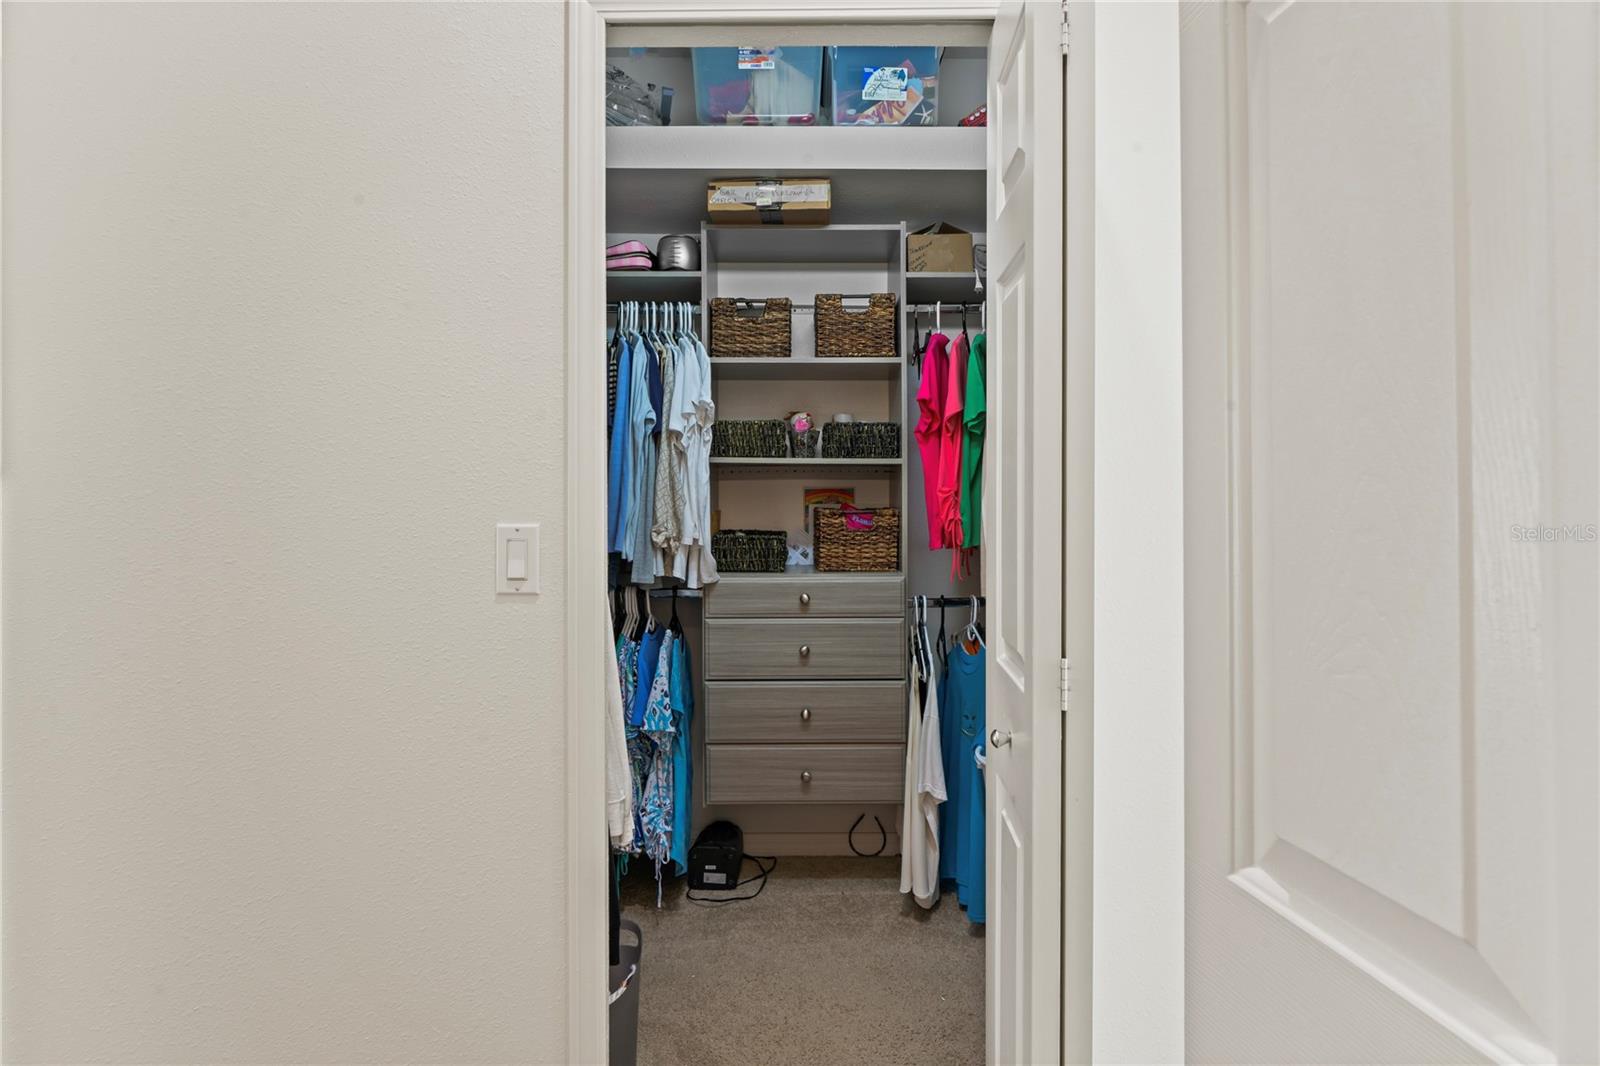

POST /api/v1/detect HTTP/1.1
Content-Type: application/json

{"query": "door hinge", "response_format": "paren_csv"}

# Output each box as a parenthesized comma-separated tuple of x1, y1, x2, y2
(1060, 657, 1072, 714)
(1061, 2, 1072, 58)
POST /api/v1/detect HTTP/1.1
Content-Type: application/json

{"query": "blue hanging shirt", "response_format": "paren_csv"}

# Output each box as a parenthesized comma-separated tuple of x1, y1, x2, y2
(945, 639, 986, 924)
(938, 647, 963, 884)
(607, 334, 635, 552)
(668, 635, 694, 877)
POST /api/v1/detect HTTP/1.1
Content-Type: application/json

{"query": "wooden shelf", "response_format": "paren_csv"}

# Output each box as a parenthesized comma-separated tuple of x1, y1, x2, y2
(606, 127, 986, 233)
(607, 126, 985, 172)
(907, 272, 986, 303)
(606, 270, 701, 300)
(706, 224, 901, 264)
(709, 357, 902, 381)
(712, 456, 903, 474)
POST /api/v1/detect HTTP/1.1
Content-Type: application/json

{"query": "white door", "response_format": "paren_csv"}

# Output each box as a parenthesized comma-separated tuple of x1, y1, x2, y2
(1183, 3, 1599, 1063)
(985, 3, 1064, 1064)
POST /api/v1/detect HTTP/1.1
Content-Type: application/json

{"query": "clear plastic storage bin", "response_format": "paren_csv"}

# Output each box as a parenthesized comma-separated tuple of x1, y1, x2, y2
(828, 46, 941, 126)
(692, 47, 824, 126)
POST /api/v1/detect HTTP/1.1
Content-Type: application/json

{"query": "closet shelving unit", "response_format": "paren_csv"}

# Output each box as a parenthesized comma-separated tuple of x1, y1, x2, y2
(698, 221, 911, 585)
(605, 45, 989, 830)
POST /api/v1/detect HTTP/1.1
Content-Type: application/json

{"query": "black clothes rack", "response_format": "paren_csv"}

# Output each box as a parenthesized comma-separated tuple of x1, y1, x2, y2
(907, 595, 986, 607)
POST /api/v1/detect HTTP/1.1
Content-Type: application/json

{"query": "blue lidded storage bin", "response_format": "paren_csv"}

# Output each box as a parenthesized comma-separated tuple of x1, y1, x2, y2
(828, 46, 941, 126)
(692, 47, 824, 126)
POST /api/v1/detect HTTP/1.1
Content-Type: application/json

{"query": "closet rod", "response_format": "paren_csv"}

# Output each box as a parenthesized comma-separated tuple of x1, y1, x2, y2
(606, 303, 701, 312)
(907, 595, 986, 607)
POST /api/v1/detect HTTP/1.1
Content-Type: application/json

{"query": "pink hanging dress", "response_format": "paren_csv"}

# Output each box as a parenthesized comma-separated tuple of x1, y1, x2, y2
(913, 333, 952, 549)
(937, 332, 970, 555)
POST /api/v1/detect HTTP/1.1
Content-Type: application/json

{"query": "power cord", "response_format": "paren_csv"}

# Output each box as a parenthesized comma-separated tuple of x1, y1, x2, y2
(685, 854, 777, 905)
(848, 813, 888, 857)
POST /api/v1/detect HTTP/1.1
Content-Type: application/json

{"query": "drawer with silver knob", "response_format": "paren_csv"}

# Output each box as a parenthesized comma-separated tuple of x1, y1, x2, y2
(703, 574, 905, 619)
(702, 618, 905, 680)
(704, 744, 905, 805)
(704, 681, 905, 743)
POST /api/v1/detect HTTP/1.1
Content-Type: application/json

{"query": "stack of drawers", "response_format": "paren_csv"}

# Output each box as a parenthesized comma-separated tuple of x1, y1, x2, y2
(702, 574, 907, 804)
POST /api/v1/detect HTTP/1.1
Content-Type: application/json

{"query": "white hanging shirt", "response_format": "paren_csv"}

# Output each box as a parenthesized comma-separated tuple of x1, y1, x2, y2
(604, 601, 634, 851)
(899, 660, 924, 896)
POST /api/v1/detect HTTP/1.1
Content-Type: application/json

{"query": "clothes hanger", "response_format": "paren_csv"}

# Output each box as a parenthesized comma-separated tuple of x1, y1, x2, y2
(936, 596, 949, 663)
(622, 583, 636, 639)
(911, 596, 925, 682)
(918, 596, 933, 680)
(669, 587, 683, 634)
(965, 595, 985, 649)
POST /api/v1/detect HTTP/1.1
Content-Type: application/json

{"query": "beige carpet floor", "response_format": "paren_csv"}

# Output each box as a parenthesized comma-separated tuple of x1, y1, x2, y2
(619, 856, 985, 1066)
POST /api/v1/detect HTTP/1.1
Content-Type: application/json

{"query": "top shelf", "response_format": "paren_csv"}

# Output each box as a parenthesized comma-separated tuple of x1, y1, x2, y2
(607, 126, 985, 173)
(606, 127, 986, 232)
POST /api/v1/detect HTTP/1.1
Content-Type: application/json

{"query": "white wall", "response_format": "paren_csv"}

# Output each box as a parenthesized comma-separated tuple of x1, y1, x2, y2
(2, 4, 571, 1062)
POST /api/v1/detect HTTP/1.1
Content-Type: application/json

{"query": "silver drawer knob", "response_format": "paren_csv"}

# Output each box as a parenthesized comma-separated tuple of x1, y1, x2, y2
(799, 592, 811, 606)
(801, 770, 813, 784)
(800, 707, 812, 722)
(799, 645, 811, 658)
(990, 729, 1012, 748)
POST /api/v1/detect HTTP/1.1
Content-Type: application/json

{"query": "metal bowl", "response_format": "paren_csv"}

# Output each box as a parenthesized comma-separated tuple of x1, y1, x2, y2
(656, 234, 701, 272)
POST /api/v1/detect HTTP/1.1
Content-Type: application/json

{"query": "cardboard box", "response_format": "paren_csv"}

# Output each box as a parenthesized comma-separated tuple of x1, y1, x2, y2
(906, 222, 974, 273)
(707, 177, 832, 226)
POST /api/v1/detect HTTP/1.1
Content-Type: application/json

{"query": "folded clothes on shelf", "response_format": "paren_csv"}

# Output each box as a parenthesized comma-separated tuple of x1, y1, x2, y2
(607, 239, 655, 271)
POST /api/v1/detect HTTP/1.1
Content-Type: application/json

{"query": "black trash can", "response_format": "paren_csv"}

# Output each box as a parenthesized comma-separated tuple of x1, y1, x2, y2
(608, 919, 642, 1066)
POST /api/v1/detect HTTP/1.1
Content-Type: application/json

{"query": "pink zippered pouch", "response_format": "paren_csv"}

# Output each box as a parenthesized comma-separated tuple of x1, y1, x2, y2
(606, 253, 655, 271)
(606, 240, 650, 258)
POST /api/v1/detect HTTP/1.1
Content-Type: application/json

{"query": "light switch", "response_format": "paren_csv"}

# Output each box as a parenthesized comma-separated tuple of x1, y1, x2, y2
(496, 523, 539, 594)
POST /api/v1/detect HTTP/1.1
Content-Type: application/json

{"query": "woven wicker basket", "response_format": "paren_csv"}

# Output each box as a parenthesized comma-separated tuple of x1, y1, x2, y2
(711, 529, 788, 573)
(712, 419, 789, 458)
(814, 293, 897, 357)
(814, 507, 900, 572)
(820, 421, 901, 459)
(710, 298, 792, 358)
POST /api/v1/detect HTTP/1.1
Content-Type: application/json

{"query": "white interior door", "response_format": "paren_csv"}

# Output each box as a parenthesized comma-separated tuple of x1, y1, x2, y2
(1182, 3, 1599, 1062)
(985, 3, 1064, 1064)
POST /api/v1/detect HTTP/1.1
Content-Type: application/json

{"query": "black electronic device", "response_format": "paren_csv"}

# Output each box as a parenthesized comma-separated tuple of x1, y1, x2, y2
(687, 820, 744, 891)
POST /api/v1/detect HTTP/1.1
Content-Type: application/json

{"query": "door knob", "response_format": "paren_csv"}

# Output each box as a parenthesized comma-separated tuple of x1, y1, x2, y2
(989, 729, 1012, 748)
(800, 707, 812, 721)
(801, 770, 813, 783)
(799, 645, 811, 658)
(799, 593, 811, 606)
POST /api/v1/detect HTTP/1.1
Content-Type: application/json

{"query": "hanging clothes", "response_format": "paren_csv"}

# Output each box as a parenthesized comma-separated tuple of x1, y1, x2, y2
(900, 598, 946, 909)
(627, 329, 662, 585)
(937, 330, 970, 557)
(960, 332, 987, 549)
(638, 629, 677, 890)
(605, 599, 635, 852)
(606, 301, 719, 589)
(607, 324, 636, 555)
(650, 321, 682, 578)
(671, 315, 719, 588)
(914, 332, 952, 549)
(942, 635, 986, 925)
(667, 632, 694, 877)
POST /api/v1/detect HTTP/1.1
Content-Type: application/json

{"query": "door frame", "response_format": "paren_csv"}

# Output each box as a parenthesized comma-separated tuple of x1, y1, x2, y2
(564, 5, 1079, 1063)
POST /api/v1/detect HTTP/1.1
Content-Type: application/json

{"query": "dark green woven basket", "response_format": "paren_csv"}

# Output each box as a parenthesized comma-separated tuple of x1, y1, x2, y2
(711, 529, 788, 573)
(820, 421, 901, 459)
(712, 419, 789, 458)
